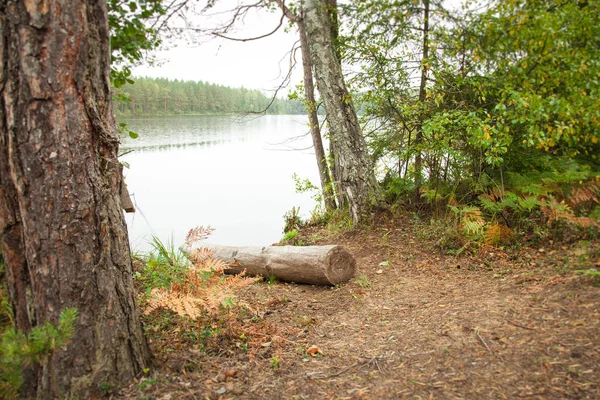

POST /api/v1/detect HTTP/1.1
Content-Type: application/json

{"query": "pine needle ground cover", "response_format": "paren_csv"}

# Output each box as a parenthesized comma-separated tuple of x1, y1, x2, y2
(120, 217, 599, 399)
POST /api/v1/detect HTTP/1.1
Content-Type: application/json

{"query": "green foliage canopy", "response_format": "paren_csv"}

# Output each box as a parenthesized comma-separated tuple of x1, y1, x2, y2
(108, 0, 165, 88)
(343, 0, 599, 202)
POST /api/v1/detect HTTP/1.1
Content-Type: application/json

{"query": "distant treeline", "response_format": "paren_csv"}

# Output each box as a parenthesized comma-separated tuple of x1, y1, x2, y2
(114, 77, 306, 116)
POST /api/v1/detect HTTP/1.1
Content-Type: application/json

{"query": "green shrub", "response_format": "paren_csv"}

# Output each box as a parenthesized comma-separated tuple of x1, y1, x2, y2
(0, 308, 78, 398)
(281, 229, 302, 246)
(137, 236, 190, 294)
(283, 207, 303, 234)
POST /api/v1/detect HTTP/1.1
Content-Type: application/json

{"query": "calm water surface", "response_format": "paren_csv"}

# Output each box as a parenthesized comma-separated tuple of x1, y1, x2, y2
(120, 115, 319, 251)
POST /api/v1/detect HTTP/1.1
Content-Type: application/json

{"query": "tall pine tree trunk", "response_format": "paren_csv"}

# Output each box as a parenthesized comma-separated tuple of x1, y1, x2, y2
(301, 0, 381, 224)
(298, 21, 337, 212)
(0, 1, 150, 398)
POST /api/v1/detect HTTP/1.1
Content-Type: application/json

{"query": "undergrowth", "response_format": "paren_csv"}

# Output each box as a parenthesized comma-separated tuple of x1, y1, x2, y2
(413, 170, 600, 255)
(0, 250, 79, 398)
(138, 227, 295, 362)
(134, 235, 190, 295)
(0, 308, 78, 399)
(0, 252, 9, 330)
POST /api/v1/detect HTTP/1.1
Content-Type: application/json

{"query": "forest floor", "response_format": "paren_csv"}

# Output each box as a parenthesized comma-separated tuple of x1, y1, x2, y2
(121, 213, 600, 399)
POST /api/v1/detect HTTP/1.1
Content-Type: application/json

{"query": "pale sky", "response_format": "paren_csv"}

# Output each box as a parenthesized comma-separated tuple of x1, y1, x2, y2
(132, 0, 465, 92)
(132, 2, 302, 93)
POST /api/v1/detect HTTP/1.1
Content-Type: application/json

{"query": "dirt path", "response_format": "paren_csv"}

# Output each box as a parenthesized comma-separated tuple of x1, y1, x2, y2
(122, 217, 600, 399)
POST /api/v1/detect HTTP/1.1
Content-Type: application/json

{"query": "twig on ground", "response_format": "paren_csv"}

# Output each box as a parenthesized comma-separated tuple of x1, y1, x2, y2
(309, 355, 386, 380)
(371, 357, 384, 373)
(310, 360, 360, 379)
(406, 349, 436, 357)
(507, 319, 536, 331)
(475, 330, 491, 352)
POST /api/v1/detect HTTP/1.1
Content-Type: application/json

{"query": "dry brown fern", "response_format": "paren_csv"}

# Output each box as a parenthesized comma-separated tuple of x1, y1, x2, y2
(480, 187, 504, 203)
(484, 223, 515, 246)
(193, 256, 228, 274)
(567, 179, 600, 208)
(144, 267, 260, 318)
(143, 226, 298, 356)
(460, 206, 486, 235)
(541, 198, 599, 228)
(146, 225, 260, 319)
(185, 226, 215, 246)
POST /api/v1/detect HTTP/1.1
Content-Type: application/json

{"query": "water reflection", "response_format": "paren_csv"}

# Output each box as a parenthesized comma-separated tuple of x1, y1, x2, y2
(120, 115, 279, 150)
(120, 115, 319, 252)
(123, 137, 247, 152)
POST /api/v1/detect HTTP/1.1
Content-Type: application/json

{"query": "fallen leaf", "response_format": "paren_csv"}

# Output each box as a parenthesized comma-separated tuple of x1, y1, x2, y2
(214, 386, 227, 395)
(223, 369, 238, 378)
(376, 269, 383, 274)
(306, 345, 323, 356)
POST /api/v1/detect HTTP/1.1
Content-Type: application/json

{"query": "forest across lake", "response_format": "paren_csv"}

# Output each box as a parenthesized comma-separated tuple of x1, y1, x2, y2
(114, 77, 306, 117)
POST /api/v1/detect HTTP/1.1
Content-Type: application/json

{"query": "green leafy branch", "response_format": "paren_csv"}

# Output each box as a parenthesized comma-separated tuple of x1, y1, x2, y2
(1, 308, 79, 398)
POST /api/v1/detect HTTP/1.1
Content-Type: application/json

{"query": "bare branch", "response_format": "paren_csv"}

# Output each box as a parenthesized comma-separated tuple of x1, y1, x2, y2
(246, 39, 301, 115)
(272, 0, 297, 22)
(209, 1, 264, 34)
(212, 12, 286, 42)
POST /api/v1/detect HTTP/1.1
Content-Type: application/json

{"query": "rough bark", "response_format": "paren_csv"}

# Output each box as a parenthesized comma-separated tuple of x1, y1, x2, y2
(193, 244, 356, 286)
(415, 0, 430, 201)
(298, 21, 337, 212)
(301, 0, 382, 224)
(324, 0, 340, 61)
(271, 0, 337, 213)
(0, 1, 150, 398)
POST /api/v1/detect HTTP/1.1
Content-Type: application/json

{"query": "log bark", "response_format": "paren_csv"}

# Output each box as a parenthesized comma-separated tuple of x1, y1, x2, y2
(0, 1, 149, 398)
(195, 244, 356, 286)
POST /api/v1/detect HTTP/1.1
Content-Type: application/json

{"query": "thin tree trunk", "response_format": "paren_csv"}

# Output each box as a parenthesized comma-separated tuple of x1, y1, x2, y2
(415, 0, 430, 201)
(323, 0, 344, 208)
(298, 21, 337, 212)
(405, 129, 412, 178)
(329, 138, 344, 207)
(0, 1, 150, 398)
(301, 0, 381, 224)
(324, 0, 340, 62)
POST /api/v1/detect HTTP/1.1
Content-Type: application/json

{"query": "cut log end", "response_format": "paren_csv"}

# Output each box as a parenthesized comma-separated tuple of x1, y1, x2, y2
(324, 245, 357, 285)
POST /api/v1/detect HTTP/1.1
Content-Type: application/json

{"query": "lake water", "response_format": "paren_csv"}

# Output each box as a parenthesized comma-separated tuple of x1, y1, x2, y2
(120, 115, 319, 252)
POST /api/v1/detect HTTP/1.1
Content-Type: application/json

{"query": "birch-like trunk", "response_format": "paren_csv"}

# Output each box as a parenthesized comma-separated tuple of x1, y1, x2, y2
(298, 21, 337, 212)
(0, 1, 150, 397)
(301, 0, 381, 224)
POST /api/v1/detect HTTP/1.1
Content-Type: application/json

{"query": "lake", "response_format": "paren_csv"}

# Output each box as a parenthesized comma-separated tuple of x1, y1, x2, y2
(119, 115, 320, 252)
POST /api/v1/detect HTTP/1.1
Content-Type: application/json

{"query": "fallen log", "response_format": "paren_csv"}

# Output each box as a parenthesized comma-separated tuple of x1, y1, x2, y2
(189, 244, 356, 286)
